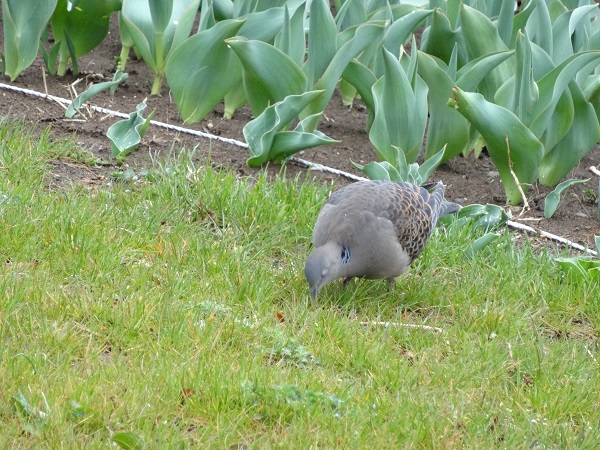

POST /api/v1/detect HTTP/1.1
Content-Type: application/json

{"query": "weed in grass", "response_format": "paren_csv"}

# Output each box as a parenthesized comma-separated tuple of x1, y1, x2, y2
(1, 119, 599, 448)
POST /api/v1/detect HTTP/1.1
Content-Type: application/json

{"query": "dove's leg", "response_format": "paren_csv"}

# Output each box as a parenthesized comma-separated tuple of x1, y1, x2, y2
(343, 277, 353, 286)
(387, 278, 396, 291)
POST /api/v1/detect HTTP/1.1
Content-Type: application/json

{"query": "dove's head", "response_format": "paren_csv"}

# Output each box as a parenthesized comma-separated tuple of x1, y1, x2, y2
(304, 242, 351, 299)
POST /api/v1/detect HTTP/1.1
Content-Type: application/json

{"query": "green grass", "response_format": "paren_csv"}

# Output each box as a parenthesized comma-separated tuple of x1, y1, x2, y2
(1, 118, 599, 449)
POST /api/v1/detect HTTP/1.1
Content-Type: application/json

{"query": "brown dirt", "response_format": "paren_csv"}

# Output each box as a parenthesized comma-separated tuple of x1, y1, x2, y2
(1, 14, 599, 249)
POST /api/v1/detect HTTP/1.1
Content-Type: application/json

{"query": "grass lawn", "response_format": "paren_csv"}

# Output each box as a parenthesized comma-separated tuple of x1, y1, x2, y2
(1, 119, 599, 448)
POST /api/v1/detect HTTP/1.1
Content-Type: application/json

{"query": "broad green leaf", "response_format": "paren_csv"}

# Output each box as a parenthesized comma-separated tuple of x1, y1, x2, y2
(552, 5, 598, 63)
(459, 4, 514, 99)
(66, 71, 129, 118)
(455, 51, 515, 91)
(121, 0, 200, 94)
(112, 431, 146, 450)
(269, 128, 338, 164)
(237, 7, 287, 42)
(496, 0, 516, 47)
(335, 0, 368, 31)
(213, 0, 234, 20)
(244, 90, 325, 166)
(226, 38, 308, 116)
(555, 257, 600, 282)
(356, 146, 444, 186)
(525, 0, 552, 55)
(440, 203, 509, 231)
(355, 161, 400, 182)
(198, 0, 216, 31)
(450, 88, 544, 205)
(418, 51, 470, 162)
(543, 178, 590, 218)
(539, 83, 600, 185)
(107, 100, 155, 159)
(149, 0, 173, 33)
(381, 9, 433, 57)
(420, 9, 465, 66)
(369, 47, 428, 164)
(529, 51, 600, 138)
(513, 31, 538, 124)
(2, 0, 57, 80)
(418, 146, 446, 183)
(223, 83, 247, 120)
(51, 0, 121, 76)
(510, 0, 536, 47)
(302, 21, 386, 122)
(305, 0, 337, 86)
(340, 60, 377, 127)
(274, 4, 306, 65)
(465, 233, 502, 259)
(166, 20, 245, 123)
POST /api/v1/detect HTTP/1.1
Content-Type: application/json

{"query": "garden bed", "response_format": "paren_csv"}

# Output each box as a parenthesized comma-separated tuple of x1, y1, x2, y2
(1, 14, 598, 248)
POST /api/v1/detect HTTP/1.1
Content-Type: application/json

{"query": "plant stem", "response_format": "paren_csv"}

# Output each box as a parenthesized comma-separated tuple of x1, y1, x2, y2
(151, 74, 163, 95)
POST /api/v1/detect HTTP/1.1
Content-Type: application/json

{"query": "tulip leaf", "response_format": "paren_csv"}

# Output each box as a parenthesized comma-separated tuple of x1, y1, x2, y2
(244, 91, 334, 167)
(166, 19, 245, 123)
(303, 21, 386, 122)
(226, 38, 308, 117)
(121, 0, 200, 94)
(544, 178, 590, 218)
(450, 88, 544, 205)
(2, 0, 57, 80)
(305, 0, 337, 86)
(370, 47, 428, 165)
(66, 71, 129, 118)
(539, 83, 600, 185)
(418, 52, 470, 162)
(465, 233, 502, 259)
(51, 0, 121, 76)
(112, 431, 146, 450)
(529, 51, 600, 138)
(440, 204, 509, 232)
(107, 100, 155, 160)
(459, 4, 514, 99)
(382, 9, 433, 57)
(555, 257, 600, 282)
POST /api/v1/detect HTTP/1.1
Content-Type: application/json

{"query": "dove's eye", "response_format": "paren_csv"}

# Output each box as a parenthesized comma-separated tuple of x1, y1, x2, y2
(341, 247, 351, 264)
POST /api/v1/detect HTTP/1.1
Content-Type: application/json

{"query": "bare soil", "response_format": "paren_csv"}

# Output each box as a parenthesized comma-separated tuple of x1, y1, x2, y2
(1, 15, 599, 249)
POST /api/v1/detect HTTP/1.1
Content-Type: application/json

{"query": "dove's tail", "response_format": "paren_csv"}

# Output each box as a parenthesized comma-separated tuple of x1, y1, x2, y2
(421, 181, 462, 218)
(440, 200, 462, 217)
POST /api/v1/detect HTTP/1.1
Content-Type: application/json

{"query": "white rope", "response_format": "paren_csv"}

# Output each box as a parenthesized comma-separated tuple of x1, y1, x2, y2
(0, 82, 248, 148)
(1, 82, 597, 256)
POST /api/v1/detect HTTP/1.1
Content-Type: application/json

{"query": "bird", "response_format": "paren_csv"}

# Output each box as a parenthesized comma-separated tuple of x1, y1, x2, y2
(304, 180, 461, 299)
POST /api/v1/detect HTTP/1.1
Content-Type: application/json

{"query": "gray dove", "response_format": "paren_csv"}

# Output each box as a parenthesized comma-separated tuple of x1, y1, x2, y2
(304, 180, 460, 299)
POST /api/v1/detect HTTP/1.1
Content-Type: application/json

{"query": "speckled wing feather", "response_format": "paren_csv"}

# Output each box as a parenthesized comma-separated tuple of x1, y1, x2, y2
(315, 180, 446, 262)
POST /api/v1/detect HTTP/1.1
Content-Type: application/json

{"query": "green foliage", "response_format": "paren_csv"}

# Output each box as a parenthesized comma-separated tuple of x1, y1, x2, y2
(243, 90, 338, 166)
(120, 0, 200, 94)
(369, 44, 428, 165)
(49, 0, 121, 76)
(355, 147, 445, 186)
(2, 0, 600, 207)
(450, 87, 544, 205)
(66, 71, 128, 118)
(2, 121, 600, 448)
(106, 100, 155, 161)
(1, 0, 57, 80)
(165, 19, 246, 123)
(440, 203, 509, 232)
(544, 178, 590, 218)
(112, 431, 146, 450)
